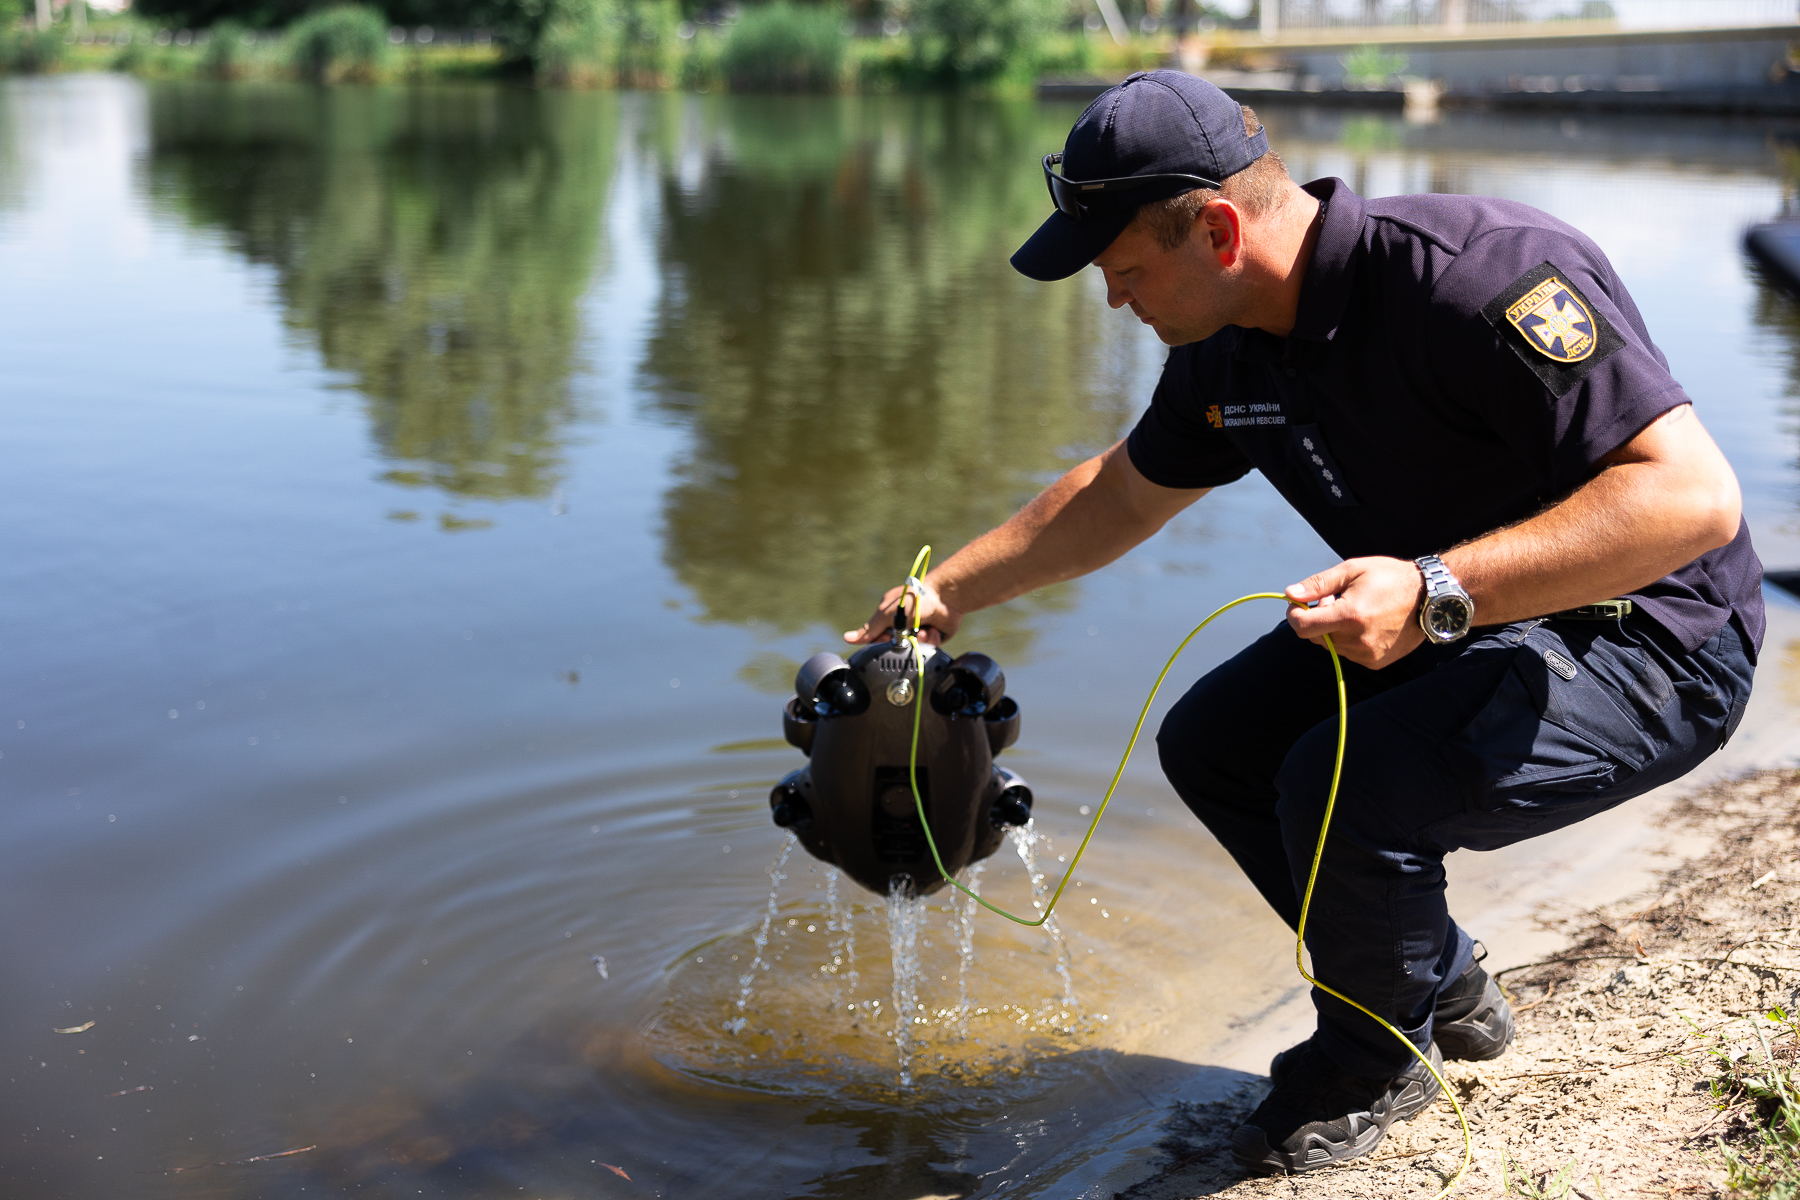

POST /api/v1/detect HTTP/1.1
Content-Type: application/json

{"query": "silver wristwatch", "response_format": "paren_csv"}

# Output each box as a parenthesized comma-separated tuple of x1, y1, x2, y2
(1414, 555, 1475, 644)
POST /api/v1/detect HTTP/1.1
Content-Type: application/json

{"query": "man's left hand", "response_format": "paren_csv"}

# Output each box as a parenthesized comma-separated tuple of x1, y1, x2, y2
(1285, 557, 1426, 669)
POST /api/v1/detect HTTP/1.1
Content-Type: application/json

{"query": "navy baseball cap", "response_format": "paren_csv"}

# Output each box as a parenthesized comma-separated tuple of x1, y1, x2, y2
(1011, 70, 1269, 282)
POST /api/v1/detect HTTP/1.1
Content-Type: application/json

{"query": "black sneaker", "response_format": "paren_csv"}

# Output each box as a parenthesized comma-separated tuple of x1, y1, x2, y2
(1430, 957, 1514, 1062)
(1231, 1040, 1443, 1174)
(1269, 956, 1513, 1085)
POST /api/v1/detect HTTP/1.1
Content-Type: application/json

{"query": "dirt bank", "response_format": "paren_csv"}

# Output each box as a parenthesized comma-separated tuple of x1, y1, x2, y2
(1119, 767, 1800, 1200)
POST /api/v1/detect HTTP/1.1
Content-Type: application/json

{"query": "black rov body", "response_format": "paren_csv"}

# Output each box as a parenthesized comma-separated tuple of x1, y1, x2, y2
(769, 638, 1032, 897)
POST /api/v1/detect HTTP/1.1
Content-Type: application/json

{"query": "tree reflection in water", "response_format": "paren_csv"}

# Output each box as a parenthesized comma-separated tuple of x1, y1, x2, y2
(640, 96, 1139, 646)
(144, 87, 1157, 649)
(146, 83, 617, 511)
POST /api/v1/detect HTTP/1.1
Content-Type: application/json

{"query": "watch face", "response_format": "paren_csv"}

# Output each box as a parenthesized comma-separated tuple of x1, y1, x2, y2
(1427, 596, 1472, 638)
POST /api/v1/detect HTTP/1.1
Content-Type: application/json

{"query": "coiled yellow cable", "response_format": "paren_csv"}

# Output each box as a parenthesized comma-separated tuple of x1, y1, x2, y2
(893, 544, 1471, 1194)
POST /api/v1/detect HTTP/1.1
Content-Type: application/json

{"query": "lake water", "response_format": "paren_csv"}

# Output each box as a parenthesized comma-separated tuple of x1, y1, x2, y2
(2, 76, 1798, 1198)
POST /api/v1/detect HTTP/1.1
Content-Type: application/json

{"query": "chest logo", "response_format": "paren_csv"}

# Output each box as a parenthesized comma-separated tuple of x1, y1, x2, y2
(1205, 405, 1223, 429)
(1503, 275, 1597, 363)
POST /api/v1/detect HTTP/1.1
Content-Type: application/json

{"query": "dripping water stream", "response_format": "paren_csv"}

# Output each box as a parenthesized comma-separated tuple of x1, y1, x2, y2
(823, 865, 858, 1015)
(884, 881, 928, 1089)
(955, 860, 984, 1037)
(1010, 822, 1080, 1015)
(725, 833, 795, 1035)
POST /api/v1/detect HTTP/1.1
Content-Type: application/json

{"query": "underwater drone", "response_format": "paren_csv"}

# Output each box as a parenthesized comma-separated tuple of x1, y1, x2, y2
(768, 627, 1033, 898)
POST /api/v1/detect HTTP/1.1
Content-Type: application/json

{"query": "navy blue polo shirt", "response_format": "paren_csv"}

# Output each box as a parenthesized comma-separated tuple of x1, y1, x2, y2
(1126, 177, 1765, 656)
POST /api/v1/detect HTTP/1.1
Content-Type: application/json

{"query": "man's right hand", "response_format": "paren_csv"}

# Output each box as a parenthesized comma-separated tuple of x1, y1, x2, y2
(843, 579, 963, 646)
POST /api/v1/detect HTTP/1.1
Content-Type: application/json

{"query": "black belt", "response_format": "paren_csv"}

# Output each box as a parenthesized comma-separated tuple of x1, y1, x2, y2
(1552, 599, 1633, 621)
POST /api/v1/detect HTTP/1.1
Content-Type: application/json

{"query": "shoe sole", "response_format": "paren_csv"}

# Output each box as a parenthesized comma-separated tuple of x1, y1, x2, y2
(1232, 1048, 1444, 1174)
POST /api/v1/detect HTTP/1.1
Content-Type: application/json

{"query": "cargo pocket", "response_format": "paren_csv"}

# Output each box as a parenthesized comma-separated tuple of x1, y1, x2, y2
(1534, 627, 1673, 770)
(1455, 625, 1669, 816)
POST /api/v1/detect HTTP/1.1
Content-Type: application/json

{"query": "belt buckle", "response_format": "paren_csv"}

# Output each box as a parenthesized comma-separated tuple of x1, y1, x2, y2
(1556, 599, 1634, 621)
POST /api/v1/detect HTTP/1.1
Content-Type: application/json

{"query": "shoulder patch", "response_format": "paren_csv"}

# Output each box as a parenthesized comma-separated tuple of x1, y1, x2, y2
(1479, 261, 1623, 397)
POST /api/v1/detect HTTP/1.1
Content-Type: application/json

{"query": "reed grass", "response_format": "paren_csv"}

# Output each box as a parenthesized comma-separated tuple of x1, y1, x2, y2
(0, 26, 69, 73)
(201, 19, 253, 79)
(287, 5, 388, 83)
(720, 3, 846, 93)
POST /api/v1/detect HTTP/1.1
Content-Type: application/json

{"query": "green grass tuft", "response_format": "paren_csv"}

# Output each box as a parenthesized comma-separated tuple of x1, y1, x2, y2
(1703, 1008, 1800, 1197)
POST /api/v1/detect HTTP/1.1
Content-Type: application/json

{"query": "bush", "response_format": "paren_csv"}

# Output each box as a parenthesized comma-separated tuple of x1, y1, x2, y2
(677, 26, 723, 91)
(202, 19, 252, 80)
(529, 0, 671, 88)
(287, 5, 388, 83)
(614, 0, 676, 87)
(1, 27, 69, 73)
(1031, 31, 1096, 79)
(111, 30, 150, 72)
(720, 2, 844, 93)
(910, 0, 1057, 86)
(535, 0, 618, 87)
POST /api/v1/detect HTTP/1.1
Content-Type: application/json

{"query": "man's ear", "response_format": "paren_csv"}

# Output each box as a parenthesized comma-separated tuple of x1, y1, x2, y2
(1201, 199, 1244, 268)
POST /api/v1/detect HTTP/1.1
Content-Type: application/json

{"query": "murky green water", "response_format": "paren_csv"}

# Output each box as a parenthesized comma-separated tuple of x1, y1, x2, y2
(2, 78, 1797, 1198)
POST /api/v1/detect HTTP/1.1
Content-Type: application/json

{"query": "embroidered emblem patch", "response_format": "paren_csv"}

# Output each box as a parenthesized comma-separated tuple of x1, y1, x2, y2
(1205, 405, 1223, 429)
(1504, 276, 1596, 363)
(1480, 261, 1624, 398)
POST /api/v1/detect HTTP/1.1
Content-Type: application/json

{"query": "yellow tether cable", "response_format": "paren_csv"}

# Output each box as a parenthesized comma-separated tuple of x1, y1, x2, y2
(893, 544, 1471, 1195)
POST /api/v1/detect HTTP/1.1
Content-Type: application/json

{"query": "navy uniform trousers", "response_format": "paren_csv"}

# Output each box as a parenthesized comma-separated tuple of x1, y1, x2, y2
(1157, 613, 1754, 1077)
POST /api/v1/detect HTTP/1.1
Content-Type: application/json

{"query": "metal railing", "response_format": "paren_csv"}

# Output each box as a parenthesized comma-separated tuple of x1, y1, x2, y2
(1255, 0, 1797, 37)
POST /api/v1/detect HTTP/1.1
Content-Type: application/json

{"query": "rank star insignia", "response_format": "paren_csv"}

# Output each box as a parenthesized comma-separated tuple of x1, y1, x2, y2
(1504, 275, 1597, 363)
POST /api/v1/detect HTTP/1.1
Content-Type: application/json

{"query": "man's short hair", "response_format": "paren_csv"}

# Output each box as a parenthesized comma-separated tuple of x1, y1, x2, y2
(1133, 106, 1291, 250)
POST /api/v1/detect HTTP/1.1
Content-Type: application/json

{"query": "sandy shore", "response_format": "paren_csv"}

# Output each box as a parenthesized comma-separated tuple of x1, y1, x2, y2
(1123, 764, 1800, 1199)
(1040, 589, 1800, 1199)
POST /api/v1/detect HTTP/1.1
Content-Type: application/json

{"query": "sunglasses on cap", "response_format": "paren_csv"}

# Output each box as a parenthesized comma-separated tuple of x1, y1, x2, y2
(1041, 152, 1221, 222)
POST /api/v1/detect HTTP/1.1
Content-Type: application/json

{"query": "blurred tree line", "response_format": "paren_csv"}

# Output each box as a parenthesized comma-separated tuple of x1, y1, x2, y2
(54, 0, 1244, 89)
